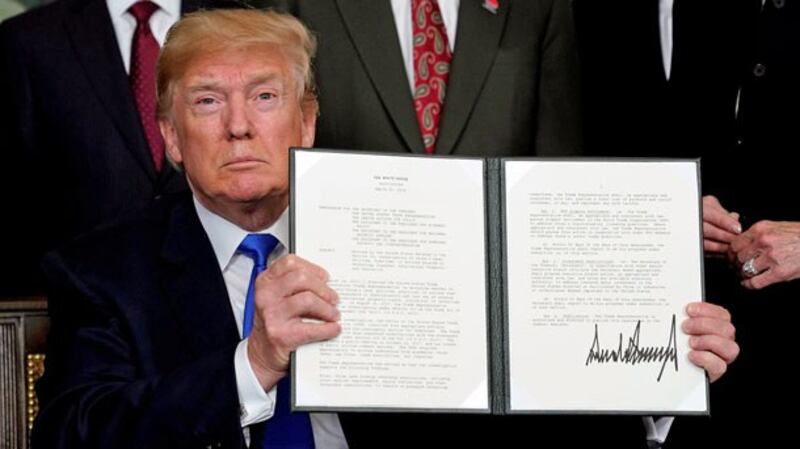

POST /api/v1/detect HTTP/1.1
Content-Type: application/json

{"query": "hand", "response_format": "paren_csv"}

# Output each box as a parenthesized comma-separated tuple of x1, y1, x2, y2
(702, 195, 742, 255)
(683, 302, 739, 383)
(247, 255, 341, 389)
(729, 220, 800, 289)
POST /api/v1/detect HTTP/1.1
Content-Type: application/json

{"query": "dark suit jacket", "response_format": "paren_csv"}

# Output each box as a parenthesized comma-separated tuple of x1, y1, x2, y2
(32, 194, 248, 449)
(283, 0, 582, 158)
(696, 2, 800, 447)
(0, 0, 222, 295)
(575, 1, 800, 446)
(573, 0, 752, 196)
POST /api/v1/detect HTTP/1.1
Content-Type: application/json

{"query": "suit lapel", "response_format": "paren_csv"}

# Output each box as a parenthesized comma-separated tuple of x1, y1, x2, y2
(63, 0, 158, 181)
(335, 0, 425, 154)
(435, 0, 510, 155)
(159, 197, 241, 357)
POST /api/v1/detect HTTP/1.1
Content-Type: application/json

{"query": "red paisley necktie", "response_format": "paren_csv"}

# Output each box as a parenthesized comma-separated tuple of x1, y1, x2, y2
(412, 0, 452, 154)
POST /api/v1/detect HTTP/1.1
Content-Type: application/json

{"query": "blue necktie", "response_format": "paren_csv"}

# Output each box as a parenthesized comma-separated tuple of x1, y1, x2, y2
(237, 234, 315, 449)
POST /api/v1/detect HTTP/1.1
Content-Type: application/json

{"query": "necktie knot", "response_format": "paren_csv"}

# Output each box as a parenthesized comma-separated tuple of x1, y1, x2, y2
(129, 1, 159, 25)
(238, 233, 280, 273)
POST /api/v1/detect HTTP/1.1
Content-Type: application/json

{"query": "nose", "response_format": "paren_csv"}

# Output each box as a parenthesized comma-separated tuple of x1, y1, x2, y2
(225, 95, 252, 140)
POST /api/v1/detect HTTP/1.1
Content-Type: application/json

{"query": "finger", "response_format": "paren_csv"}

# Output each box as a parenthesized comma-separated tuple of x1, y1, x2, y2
(729, 233, 752, 255)
(702, 195, 725, 210)
(259, 267, 339, 305)
(741, 268, 782, 290)
(688, 350, 728, 383)
(265, 254, 330, 282)
(703, 222, 739, 244)
(685, 302, 732, 322)
(704, 209, 742, 234)
(285, 292, 341, 322)
(736, 248, 764, 265)
(682, 316, 736, 339)
(689, 334, 740, 364)
(289, 321, 342, 346)
(703, 200, 741, 234)
(728, 233, 759, 264)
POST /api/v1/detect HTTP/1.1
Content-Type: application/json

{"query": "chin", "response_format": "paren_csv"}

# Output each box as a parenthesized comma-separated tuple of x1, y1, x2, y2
(228, 180, 284, 204)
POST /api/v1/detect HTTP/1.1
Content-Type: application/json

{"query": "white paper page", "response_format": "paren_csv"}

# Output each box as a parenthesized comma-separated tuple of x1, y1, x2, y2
(293, 150, 489, 411)
(505, 160, 706, 413)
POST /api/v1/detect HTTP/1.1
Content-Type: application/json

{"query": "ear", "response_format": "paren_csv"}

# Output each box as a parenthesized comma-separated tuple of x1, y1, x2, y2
(159, 118, 183, 165)
(300, 102, 317, 148)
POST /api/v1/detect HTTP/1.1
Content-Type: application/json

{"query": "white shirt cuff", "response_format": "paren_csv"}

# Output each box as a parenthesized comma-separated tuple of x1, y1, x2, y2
(235, 338, 277, 427)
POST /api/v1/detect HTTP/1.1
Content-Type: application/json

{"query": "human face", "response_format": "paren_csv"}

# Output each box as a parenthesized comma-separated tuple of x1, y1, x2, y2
(160, 45, 315, 221)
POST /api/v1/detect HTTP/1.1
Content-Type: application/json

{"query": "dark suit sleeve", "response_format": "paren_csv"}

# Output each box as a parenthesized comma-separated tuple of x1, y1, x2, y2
(32, 251, 245, 449)
(534, 0, 583, 156)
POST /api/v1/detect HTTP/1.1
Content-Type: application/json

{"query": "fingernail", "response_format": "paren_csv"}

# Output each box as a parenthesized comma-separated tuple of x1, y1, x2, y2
(686, 303, 696, 315)
(689, 337, 697, 348)
(733, 224, 742, 234)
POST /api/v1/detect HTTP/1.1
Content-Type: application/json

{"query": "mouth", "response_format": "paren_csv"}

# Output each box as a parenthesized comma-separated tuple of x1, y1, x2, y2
(223, 157, 267, 170)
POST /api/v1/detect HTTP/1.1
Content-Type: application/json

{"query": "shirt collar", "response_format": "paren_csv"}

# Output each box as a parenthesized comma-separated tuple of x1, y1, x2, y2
(107, 0, 181, 21)
(193, 196, 290, 271)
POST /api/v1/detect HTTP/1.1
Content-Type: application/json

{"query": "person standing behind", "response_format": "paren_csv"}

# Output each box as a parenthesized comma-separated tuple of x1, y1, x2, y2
(276, 0, 583, 159)
(699, 0, 800, 445)
(575, 0, 798, 445)
(0, 0, 225, 295)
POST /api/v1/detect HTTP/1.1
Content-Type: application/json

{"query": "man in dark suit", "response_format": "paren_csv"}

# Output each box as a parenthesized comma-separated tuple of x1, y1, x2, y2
(32, 9, 346, 449)
(0, 0, 222, 295)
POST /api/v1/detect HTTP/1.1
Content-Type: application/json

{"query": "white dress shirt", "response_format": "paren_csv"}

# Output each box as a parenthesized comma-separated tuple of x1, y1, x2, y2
(106, 0, 180, 74)
(391, 0, 460, 93)
(658, 0, 674, 80)
(194, 198, 348, 449)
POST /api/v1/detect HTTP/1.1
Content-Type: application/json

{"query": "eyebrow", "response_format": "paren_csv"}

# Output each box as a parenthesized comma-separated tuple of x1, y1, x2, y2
(185, 73, 286, 96)
(246, 74, 284, 91)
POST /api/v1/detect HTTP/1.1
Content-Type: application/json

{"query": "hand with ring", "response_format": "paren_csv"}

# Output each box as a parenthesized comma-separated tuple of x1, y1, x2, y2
(729, 220, 800, 289)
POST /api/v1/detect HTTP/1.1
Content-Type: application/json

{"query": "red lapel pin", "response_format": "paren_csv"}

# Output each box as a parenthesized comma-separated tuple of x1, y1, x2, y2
(482, 0, 499, 14)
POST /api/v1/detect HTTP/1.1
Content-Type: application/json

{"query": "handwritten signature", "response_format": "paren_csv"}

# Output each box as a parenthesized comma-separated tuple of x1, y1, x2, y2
(585, 315, 679, 382)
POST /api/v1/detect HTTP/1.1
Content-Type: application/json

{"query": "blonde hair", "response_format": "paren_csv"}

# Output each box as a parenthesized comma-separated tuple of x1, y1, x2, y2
(156, 8, 318, 118)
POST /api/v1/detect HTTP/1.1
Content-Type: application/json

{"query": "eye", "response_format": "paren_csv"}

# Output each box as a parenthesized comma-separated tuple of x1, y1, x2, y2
(257, 92, 276, 101)
(191, 95, 222, 114)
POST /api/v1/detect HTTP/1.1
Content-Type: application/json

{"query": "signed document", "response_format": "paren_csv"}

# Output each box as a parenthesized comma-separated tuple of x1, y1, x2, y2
(291, 149, 707, 415)
(505, 160, 706, 413)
